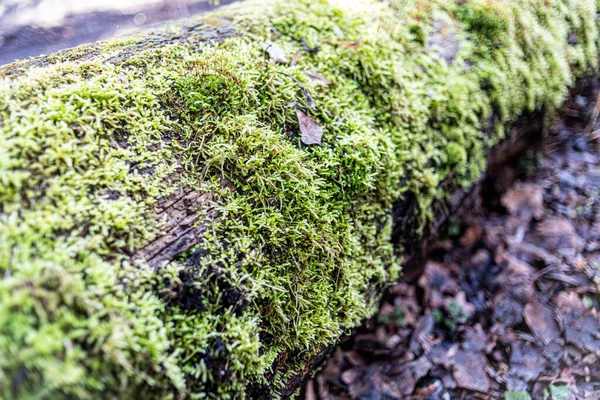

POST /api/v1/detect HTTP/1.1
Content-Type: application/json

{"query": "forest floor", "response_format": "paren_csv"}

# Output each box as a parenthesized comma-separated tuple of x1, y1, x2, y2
(305, 81, 600, 400)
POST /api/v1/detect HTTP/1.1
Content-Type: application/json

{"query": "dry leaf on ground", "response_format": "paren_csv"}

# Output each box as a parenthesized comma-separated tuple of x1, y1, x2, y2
(296, 109, 323, 145)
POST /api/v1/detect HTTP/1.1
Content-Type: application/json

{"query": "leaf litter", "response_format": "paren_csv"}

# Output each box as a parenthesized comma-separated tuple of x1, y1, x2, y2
(297, 109, 323, 145)
(262, 40, 288, 63)
(305, 83, 600, 399)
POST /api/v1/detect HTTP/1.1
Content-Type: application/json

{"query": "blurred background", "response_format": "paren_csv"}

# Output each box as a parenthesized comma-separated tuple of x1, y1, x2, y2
(0, 0, 234, 65)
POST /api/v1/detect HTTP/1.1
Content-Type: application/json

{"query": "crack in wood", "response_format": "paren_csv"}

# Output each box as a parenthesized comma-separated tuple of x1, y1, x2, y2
(133, 188, 218, 270)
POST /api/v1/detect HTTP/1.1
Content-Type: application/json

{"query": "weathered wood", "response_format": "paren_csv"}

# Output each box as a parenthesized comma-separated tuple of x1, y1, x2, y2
(0, 17, 238, 76)
(133, 188, 216, 269)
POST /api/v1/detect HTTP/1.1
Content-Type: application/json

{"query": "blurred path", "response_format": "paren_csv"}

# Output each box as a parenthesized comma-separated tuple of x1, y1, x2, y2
(0, 0, 237, 65)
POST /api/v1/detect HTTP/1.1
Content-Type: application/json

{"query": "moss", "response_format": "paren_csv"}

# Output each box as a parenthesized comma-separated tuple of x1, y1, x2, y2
(0, 0, 597, 398)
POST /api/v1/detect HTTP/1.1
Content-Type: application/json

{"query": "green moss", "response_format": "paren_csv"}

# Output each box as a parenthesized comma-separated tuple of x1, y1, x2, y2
(0, 0, 597, 398)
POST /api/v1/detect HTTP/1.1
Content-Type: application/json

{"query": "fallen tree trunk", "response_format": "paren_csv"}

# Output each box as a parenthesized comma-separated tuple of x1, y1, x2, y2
(0, 0, 598, 398)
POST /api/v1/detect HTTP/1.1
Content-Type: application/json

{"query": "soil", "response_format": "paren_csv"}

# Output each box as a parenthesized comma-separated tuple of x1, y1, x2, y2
(305, 80, 600, 400)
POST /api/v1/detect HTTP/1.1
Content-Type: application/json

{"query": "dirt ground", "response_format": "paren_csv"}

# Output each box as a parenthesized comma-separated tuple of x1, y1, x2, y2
(0, 0, 236, 66)
(305, 81, 600, 400)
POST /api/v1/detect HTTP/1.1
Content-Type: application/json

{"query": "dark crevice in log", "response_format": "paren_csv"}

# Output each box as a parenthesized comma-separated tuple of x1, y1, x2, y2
(133, 187, 217, 270)
(279, 344, 338, 399)
(132, 177, 236, 270)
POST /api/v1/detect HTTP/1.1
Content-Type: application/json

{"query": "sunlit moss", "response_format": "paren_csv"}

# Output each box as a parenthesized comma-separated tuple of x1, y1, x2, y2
(0, 0, 597, 398)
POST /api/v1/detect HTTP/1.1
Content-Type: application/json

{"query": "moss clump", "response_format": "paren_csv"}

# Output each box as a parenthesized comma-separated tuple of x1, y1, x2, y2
(175, 58, 248, 117)
(0, 0, 597, 398)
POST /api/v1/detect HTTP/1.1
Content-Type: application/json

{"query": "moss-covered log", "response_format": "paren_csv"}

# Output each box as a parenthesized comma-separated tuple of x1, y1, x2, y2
(0, 0, 598, 398)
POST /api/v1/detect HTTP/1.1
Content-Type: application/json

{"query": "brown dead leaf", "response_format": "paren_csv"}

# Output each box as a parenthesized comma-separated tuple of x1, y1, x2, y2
(296, 109, 323, 145)
(470, 248, 492, 269)
(495, 254, 536, 302)
(539, 267, 590, 288)
(341, 368, 359, 385)
(390, 364, 417, 396)
(290, 50, 301, 66)
(560, 311, 600, 354)
(419, 261, 459, 297)
(348, 373, 400, 400)
(451, 350, 490, 393)
(501, 182, 544, 223)
(493, 293, 524, 327)
(509, 241, 561, 266)
(354, 333, 390, 356)
(408, 356, 432, 381)
(462, 324, 492, 354)
(339, 40, 362, 49)
(541, 340, 564, 364)
(523, 302, 561, 345)
(554, 291, 588, 314)
(305, 71, 332, 85)
(459, 223, 482, 248)
(427, 344, 453, 368)
(262, 41, 288, 63)
(536, 217, 585, 252)
(409, 314, 435, 354)
(304, 379, 317, 400)
(344, 350, 366, 367)
(507, 341, 548, 390)
(279, 72, 315, 109)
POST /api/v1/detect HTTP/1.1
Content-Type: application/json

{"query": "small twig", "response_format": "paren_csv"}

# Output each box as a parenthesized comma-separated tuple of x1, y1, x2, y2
(263, 43, 272, 62)
(300, 38, 319, 54)
(277, 71, 315, 109)
(284, 101, 304, 109)
(268, 21, 281, 37)
(333, 115, 348, 129)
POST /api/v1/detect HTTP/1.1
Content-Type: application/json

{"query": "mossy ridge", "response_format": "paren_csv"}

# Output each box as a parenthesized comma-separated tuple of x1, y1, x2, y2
(0, 0, 597, 398)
